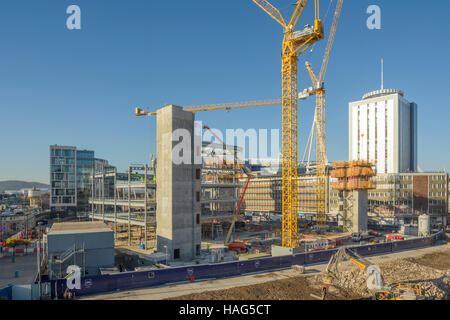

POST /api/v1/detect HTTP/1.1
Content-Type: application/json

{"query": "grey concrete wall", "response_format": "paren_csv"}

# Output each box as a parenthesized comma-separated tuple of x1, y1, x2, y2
(156, 105, 201, 261)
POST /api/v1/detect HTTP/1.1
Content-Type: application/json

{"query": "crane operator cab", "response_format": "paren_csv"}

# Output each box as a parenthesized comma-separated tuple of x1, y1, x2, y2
(292, 20, 324, 46)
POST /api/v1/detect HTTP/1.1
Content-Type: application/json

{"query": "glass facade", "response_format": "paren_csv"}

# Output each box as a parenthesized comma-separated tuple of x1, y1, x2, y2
(50, 146, 77, 209)
(50, 146, 102, 215)
(76, 150, 94, 213)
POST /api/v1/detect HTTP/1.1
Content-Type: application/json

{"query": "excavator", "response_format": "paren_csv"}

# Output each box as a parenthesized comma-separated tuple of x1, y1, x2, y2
(316, 247, 424, 300)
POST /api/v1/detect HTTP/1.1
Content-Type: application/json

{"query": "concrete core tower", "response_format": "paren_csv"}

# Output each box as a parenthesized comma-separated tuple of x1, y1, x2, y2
(156, 105, 202, 261)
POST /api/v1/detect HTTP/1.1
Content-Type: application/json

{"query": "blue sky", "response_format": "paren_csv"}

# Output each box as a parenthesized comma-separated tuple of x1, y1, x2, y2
(0, 0, 449, 184)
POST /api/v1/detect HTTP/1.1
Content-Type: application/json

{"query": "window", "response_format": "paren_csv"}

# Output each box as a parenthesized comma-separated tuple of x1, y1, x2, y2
(174, 249, 180, 259)
(52, 181, 62, 188)
(196, 169, 201, 180)
(51, 165, 62, 173)
(196, 191, 200, 202)
(196, 244, 201, 256)
(196, 214, 200, 225)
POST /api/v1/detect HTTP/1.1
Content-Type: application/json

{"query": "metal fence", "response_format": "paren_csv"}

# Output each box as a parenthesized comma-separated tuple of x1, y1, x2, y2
(19, 230, 445, 300)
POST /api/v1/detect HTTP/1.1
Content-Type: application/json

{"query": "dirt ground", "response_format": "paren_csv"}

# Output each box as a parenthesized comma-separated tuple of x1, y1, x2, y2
(170, 247, 450, 301)
(169, 274, 361, 300)
(406, 251, 450, 271)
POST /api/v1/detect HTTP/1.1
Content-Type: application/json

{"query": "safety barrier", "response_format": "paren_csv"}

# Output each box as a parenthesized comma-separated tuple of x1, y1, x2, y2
(368, 224, 400, 232)
(0, 247, 44, 255)
(392, 237, 433, 252)
(431, 231, 444, 243)
(303, 249, 337, 265)
(39, 231, 444, 299)
(351, 242, 393, 256)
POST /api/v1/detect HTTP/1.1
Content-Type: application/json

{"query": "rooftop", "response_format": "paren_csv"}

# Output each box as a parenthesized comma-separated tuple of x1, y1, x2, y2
(362, 89, 404, 100)
(48, 221, 111, 235)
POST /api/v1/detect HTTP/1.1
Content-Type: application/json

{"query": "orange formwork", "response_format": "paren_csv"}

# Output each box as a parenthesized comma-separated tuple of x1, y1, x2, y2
(331, 160, 375, 191)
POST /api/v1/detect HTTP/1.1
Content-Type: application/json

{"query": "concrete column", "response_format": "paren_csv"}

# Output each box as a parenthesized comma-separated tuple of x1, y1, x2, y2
(351, 190, 369, 233)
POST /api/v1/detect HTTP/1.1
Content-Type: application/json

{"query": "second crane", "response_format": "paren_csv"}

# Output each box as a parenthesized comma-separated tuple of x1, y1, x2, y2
(252, 0, 324, 248)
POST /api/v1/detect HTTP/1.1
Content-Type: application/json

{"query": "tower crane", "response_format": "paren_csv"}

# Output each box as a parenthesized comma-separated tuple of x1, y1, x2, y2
(135, 0, 324, 249)
(299, 0, 343, 226)
(135, 99, 282, 116)
(252, 0, 324, 248)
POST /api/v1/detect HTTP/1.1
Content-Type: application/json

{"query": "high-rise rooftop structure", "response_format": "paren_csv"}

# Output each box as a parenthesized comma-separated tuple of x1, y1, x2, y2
(349, 89, 418, 174)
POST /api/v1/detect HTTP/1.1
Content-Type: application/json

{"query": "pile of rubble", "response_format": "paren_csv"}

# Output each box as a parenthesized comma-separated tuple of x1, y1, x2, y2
(312, 258, 450, 300)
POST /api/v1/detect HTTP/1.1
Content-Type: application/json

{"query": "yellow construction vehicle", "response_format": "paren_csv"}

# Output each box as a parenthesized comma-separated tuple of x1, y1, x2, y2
(320, 247, 424, 300)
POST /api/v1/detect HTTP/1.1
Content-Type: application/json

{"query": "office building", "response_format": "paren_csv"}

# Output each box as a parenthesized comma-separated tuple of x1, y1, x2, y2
(349, 89, 417, 174)
(50, 145, 111, 216)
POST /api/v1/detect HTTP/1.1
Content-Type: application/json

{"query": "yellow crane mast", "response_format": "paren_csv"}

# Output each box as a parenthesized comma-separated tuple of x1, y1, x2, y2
(300, 0, 343, 226)
(252, 0, 323, 248)
(136, 1, 324, 249)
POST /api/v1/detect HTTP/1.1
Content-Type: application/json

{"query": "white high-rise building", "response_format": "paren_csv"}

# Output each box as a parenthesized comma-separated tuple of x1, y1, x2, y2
(349, 89, 417, 174)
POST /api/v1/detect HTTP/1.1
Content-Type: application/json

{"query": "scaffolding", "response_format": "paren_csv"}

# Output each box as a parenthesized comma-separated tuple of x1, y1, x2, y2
(89, 164, 156, 249)
(89, 145, 242, 245)
(201, 142, 241, 240)
(239, 168, 331, 218)
(331, 160, 375, 191)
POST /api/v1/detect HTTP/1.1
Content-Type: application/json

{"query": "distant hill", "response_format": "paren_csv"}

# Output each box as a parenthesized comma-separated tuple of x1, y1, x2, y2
(0, 181, 50, 193)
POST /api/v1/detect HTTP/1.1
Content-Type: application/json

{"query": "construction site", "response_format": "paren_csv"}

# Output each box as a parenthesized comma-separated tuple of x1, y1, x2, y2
(78, 0, 449, 300)
(2, 0, 448, 302)
(83, 0, 448, 298)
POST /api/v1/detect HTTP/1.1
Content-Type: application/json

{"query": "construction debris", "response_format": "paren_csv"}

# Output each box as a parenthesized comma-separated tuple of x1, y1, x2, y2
(170, 248, 450, 300)
(309, 250, 450, 300)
